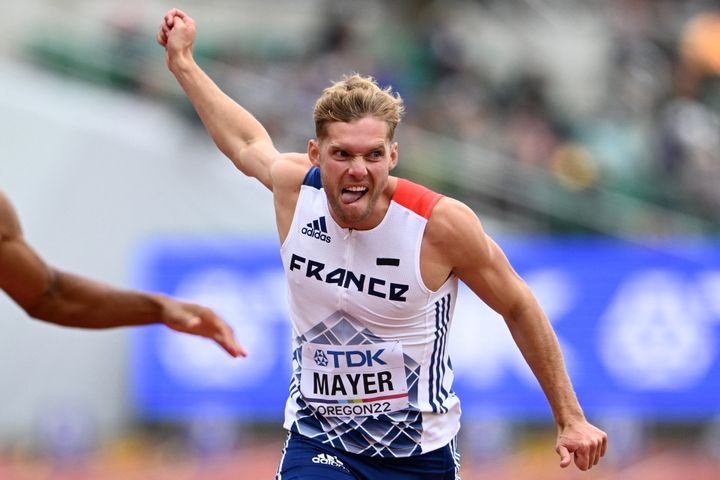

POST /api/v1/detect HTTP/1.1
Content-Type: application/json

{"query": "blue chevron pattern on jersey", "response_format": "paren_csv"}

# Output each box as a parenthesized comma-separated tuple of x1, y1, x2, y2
(288, 311, 424, 457)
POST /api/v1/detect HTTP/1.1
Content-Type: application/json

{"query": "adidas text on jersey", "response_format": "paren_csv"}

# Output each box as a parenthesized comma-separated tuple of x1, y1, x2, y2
(301, 216, 331, 243)
(311, 453, 345, 469)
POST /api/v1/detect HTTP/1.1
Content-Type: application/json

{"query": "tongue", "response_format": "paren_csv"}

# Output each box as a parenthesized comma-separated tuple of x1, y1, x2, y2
(342, 190, 365, 204)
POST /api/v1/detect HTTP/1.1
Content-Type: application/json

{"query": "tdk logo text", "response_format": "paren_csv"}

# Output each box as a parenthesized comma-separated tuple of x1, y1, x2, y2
(321, 349, 387, 368)
(302, 216, 331, 243)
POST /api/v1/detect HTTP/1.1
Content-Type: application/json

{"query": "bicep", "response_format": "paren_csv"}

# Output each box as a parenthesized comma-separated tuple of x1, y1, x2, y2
(440, 202, 530, 317)
(456, 236, 531, 318)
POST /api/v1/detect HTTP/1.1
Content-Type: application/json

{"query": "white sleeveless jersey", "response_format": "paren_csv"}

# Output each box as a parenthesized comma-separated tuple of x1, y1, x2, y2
(280, 167, 460, 458)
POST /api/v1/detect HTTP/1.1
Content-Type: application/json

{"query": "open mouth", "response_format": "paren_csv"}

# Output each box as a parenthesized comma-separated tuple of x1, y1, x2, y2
(341, 186, 368, 204)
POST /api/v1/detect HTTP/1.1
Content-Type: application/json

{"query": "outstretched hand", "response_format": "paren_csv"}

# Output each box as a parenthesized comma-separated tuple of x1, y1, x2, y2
(158, 295, 247, 358)
(556, 419, 608, 471)
(157, 8, 197, 68)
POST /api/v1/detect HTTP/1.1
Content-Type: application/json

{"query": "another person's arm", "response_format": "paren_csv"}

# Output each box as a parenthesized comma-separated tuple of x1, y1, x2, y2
(429, 198, 607, 471)
(157, 8, 280, 190)
(0, 192, 244, 357)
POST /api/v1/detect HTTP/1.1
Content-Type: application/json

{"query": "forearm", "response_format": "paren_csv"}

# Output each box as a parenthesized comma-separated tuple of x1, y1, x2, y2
(26, 270, 166, 329)
(505, 300, 585, 429)
(169, 55, 273, 171)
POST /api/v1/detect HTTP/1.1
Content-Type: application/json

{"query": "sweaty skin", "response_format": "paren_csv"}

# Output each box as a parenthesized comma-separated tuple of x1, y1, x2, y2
(158, 8, 607, 470)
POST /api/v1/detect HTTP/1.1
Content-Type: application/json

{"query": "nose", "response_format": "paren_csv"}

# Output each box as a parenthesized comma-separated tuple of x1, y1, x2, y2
(347, 156, 368, 178)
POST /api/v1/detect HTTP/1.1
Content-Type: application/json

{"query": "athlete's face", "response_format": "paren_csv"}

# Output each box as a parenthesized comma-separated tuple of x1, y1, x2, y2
(308, 116, 398, 230)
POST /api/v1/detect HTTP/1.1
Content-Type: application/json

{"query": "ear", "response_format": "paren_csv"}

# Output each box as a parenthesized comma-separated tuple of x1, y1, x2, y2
(388, 142, 398, 171)
(308, 139, 321, 167)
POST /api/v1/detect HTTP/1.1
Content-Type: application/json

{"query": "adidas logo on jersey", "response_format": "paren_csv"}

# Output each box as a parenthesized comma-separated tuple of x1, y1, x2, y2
(311, 453, 345, 468)
(301, 216, 331, 243)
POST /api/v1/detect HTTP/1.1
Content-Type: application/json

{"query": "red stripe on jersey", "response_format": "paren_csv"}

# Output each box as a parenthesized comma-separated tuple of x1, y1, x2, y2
(392, 178, 443, 219)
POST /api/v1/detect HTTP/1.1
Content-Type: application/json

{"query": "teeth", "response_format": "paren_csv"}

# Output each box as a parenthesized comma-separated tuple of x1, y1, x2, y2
(345, 186, 367, 192)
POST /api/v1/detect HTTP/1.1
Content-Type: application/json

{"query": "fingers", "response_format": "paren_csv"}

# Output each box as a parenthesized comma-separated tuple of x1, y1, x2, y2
(157, 17, 170, 46)
(164, 8, 193, 29)
(594, 431, 608, 466)
(574, 446, 592, 471)
(164, 9, 181, 27)
(592, 441, 602, 466)
(557, 441, 601, 471)
(601, 431, 608, 457)
(556, 445, 571, 469)
(221, 335, 247, 358)
(166, 8, 188, 23)
(557, 422, 608, 471)
(158, 8, 190, 47)
(585, 430, 608, 468)
(570, 439, 606, 471)
(171, 17, 186, 30)
(193, 306, 247, 358)
(164, 302, 246, 358)
(213, 323, 248, 358)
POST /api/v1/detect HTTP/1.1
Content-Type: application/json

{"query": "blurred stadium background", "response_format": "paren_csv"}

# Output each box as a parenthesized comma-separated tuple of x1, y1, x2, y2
(2, 0, 720, 478)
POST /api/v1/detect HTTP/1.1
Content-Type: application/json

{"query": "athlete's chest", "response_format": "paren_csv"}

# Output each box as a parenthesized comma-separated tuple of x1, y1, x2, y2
(283, 195, 430, 315)
(290, 218, 423, 300)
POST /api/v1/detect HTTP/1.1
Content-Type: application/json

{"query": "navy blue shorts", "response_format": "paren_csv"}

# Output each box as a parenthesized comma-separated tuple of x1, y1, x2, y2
(276, 432, 460, 480)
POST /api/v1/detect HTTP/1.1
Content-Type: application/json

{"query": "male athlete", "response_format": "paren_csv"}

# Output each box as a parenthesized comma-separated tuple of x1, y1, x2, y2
(158, 8, 607, 478)
(0, 190, 244, 357)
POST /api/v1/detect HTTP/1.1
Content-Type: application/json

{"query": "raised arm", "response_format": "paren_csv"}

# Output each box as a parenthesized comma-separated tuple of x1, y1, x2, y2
(427, 198, 607, 471)
(0, 192, 245, 357)
(157, 8, 281, 190)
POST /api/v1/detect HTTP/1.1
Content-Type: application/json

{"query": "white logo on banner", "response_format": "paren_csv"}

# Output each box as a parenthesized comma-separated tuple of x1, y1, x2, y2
(158, 268, 289, 388)
(598, 270, 718, 390)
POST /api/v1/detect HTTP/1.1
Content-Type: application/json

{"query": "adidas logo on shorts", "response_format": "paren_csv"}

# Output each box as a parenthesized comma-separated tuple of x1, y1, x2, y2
(311, 453, 345, 468)
(301, 216, 332, 243)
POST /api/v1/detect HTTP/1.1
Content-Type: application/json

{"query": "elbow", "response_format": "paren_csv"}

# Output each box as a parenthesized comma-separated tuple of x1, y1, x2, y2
(24, 299, 87, 328)
(503, 297, 537, 327)
(21, 269, 69, 326)
(22, 296, 60, 325)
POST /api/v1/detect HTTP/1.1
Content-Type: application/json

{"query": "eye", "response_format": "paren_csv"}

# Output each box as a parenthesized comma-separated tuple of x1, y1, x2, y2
(367, 150, 383, 161)
(333, 149, 349, 159)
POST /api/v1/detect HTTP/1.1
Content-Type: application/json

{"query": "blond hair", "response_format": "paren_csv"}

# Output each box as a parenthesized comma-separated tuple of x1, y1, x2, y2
(313, 74, 405, 140)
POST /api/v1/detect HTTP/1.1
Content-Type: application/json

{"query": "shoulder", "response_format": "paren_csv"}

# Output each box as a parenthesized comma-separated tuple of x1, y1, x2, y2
(426, 196, 485, 238)
(270, 153, 313, 192)
(392, 177, 443, 219)
(425, 196, 492, 267)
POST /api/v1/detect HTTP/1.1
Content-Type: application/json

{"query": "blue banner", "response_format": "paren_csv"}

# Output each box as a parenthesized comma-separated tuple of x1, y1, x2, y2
(131, 237, 720, 421)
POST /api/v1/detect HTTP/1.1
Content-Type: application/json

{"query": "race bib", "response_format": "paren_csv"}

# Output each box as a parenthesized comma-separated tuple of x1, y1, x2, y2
(300, 342, 409, 417)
